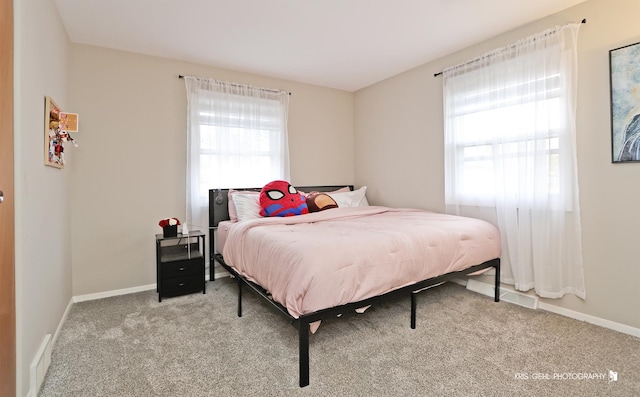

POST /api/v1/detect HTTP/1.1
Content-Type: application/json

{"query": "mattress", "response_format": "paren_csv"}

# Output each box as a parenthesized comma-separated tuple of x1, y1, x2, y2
(216, 220, 235, 253)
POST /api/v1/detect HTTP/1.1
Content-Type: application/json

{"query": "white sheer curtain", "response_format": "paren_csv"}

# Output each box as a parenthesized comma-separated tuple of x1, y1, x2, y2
(443, 24, 585, 299)
(183, 76, 290, 254)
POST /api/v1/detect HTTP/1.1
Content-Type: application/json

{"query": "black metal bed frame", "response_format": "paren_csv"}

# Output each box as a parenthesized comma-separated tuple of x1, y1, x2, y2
(208, 187, 501, 387)
(214, 254, 499, 387)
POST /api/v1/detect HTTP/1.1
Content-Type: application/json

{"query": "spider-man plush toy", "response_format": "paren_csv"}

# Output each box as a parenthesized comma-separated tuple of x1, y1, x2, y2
(259, 180, 309, 217)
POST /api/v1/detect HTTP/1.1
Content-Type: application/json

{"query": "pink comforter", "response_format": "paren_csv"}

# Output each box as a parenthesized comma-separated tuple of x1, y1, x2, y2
(223, 206, 501, 323)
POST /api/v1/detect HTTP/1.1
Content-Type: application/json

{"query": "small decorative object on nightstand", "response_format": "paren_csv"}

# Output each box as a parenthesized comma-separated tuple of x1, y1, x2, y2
(155, 230, 206, 302)
(158, 217, 181, 238)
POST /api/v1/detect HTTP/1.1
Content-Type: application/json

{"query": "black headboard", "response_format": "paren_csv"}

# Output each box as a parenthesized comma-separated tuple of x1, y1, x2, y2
(208, 185, 354, 228)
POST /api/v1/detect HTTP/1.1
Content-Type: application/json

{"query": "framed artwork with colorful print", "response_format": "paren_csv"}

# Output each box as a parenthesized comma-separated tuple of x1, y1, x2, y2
(610, 41, 640, 163)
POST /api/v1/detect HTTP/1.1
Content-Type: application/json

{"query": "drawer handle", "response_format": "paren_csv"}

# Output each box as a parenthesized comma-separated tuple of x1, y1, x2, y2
(178, 282, 188, 287)
(178, 267, 186, 271)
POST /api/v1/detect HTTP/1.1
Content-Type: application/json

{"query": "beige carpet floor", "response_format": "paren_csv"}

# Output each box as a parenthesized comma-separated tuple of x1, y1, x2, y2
(39, 277, 640, 396)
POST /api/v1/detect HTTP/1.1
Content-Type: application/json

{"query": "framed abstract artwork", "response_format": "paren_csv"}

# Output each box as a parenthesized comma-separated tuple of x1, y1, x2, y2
(609, 41, 640, 163)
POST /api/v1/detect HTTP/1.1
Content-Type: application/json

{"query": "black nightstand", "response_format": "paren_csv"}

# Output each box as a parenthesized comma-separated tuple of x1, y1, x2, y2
(155, 230, 206, 302)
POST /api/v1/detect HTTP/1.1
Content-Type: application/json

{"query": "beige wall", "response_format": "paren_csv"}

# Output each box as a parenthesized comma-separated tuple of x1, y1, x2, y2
(355, 0, 640, 330)
(14, 0, 73, 395)
(68, 45, 354, 296)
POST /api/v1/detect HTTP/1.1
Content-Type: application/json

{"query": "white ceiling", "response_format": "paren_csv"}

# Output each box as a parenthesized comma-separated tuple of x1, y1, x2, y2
(53, 0, 588, 92)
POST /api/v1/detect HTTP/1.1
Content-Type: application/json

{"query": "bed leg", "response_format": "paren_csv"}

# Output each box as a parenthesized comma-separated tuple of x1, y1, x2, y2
(494, 260, 501, 302)
(299, 323, 310, 387)
(410, 292, 417, 329)
(237, 279, 243, 317)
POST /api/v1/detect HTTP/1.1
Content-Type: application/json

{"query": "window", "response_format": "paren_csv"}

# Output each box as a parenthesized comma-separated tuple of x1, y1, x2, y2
(446, 63, 566, 207)
(183, 76, 290, 234)
(195, 90, 289, 193)
(443, 24, 585, 299)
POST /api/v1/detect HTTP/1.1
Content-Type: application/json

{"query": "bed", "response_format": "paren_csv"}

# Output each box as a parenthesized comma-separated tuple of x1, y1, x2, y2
(209, 185, 501, 387)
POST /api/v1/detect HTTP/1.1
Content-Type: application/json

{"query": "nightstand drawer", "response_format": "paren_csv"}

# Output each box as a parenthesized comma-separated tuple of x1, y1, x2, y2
(162, 259, 203, 278)
(162, 275, 204, 295)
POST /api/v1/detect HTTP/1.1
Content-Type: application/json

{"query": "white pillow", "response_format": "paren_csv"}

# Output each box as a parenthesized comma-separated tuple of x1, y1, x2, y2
(328, 186, 369, 208)
(228, 189, 260, 221)
(232, 193, 262, 221)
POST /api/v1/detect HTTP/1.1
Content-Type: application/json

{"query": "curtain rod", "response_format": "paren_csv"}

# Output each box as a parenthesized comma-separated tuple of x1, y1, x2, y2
(178, 75, 291, 95)
(433, 18, 587, 77)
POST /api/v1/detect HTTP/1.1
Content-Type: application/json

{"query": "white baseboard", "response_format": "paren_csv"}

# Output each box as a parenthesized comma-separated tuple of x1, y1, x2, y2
(29, 334, 51, 397)
(539, 301, 640, 338)
(72, 266, 231, 303)
(52, 298, 73, 347)
(28, 297, 73, 397)
(73, 283, 157, 303)
(466, 279, 539, 309)
(462, 279, 640, 338)
(213, 269, 230, 280)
